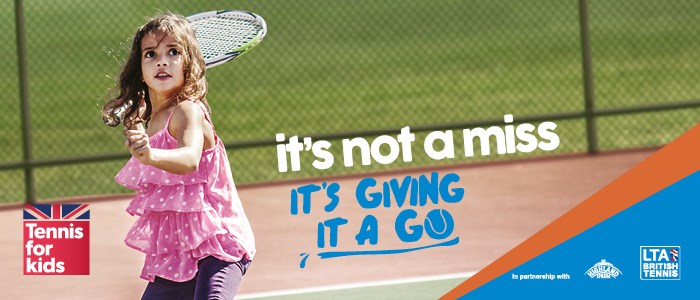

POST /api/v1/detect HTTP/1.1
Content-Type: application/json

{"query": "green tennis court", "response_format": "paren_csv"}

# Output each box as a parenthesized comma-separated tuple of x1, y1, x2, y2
(238, 276, 469, 300)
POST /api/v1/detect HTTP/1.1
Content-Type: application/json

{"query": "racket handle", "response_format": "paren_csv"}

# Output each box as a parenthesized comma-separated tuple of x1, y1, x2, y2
(134, 122, 145, 133)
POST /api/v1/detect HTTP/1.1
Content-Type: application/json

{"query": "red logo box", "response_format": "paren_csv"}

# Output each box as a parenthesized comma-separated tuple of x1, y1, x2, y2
(23, 204, 90, 275)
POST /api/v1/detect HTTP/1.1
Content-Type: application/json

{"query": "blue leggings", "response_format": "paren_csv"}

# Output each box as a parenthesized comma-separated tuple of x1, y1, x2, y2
(141, 256, 251, 300)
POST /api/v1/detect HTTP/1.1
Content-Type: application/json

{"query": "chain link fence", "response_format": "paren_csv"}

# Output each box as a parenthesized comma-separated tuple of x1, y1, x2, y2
(2, 0, 700, 203)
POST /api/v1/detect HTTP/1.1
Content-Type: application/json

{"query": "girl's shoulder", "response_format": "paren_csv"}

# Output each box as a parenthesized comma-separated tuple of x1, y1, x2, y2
(167, 99, 215, 143)
(170, 99, 209, 124)
(175, 98, 208, 110)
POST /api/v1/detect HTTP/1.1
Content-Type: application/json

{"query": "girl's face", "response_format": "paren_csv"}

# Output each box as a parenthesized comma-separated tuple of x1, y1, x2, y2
(140, 32, 185, 102)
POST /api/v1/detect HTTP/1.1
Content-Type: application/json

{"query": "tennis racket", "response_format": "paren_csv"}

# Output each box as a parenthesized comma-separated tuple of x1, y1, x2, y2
(189, 10, 268, 68)
(103, 10, 267, 127)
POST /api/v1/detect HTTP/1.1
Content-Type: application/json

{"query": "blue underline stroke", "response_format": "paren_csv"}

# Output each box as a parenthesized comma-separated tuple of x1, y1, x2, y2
(317, 237, 459, 259)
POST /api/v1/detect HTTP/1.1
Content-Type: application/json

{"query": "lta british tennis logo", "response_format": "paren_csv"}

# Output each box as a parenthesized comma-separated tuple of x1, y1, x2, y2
(23, 204, 90, 275)
(641, 246, 680, 280)
(585, 259, 622, 279)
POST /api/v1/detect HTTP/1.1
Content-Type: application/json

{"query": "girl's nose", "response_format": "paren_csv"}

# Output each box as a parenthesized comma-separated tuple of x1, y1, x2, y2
(157, 59, 168, 67)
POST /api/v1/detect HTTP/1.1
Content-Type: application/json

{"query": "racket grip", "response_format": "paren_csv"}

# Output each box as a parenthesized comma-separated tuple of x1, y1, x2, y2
(134, 122, 145, 133)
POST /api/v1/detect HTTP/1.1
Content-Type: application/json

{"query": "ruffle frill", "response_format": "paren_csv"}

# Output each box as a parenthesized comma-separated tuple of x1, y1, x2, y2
(124, 209, 247, 282)
(115, 140, 250, 282)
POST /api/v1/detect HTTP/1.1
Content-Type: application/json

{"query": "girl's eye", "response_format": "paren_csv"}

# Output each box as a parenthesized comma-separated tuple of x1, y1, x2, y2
(168, 48, 180, 56)
(144, 51, 155, 58)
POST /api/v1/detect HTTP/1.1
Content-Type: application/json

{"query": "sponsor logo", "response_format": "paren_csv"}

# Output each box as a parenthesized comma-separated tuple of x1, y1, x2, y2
(585, 259, 622, 279)
(23, 204, 90, 275)
(641, 246, 680, 280)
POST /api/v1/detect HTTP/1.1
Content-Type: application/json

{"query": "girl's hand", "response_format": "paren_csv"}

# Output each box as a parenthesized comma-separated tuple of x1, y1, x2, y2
(125, 124, 154, 165)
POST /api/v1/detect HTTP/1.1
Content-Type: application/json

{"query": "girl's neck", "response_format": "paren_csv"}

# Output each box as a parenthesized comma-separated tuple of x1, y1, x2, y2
(149, 93, 172, 115)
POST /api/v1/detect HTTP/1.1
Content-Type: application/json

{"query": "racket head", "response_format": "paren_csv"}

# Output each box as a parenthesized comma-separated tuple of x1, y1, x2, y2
(188, 10, 267, 68)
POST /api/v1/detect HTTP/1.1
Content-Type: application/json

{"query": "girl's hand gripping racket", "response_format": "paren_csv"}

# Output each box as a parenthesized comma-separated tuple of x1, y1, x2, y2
(103, 10, 267, 128)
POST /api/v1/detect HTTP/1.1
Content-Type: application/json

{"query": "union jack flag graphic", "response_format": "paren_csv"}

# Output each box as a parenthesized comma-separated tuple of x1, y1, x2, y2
(23, 204, 90, 220)
(670, 248, 679, 262)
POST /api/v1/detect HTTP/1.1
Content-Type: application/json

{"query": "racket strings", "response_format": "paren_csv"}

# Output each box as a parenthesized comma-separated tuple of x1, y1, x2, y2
(193, 17, 263, 59)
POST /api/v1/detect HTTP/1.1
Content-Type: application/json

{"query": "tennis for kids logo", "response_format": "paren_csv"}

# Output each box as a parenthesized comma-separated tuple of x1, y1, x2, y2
(23, 204, 90, 275)
(585, 259, 622, 279)
(640, 246, 680, 280)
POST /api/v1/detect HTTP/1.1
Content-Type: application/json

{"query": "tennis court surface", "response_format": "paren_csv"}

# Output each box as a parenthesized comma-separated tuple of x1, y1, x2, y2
(0, 149, 653, 299)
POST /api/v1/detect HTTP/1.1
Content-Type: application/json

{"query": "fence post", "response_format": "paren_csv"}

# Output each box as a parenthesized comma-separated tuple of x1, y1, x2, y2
(578, 0, 598, 154)
(15, 0, 36, 203)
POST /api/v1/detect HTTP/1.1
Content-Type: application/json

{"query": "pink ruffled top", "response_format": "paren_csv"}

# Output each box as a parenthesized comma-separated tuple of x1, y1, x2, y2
(115, 103, 255, 282)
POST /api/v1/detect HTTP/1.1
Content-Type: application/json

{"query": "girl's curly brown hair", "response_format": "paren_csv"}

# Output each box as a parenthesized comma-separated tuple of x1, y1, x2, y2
(103, 12, 209, 130)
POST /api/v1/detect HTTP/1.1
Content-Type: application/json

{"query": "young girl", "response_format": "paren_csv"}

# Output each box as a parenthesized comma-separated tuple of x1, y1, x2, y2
(103, 13, 256, 299)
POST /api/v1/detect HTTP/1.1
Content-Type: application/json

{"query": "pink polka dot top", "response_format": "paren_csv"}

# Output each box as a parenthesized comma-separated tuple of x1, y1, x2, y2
(115, 103, 256, 282)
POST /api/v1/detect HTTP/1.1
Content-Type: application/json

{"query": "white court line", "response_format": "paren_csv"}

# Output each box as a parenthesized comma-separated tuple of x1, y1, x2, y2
(237, 271, 477, 299)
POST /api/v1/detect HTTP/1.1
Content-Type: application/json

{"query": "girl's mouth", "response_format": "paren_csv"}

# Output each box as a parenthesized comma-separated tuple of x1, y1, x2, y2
(155, 72, 171, 79)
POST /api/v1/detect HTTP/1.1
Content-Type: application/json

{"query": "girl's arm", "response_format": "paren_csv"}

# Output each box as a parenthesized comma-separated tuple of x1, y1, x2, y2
(125, 101, 205, 174)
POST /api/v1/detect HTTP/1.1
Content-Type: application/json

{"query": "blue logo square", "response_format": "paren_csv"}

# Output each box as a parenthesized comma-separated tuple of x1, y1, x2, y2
(640, 246, 680, 280)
